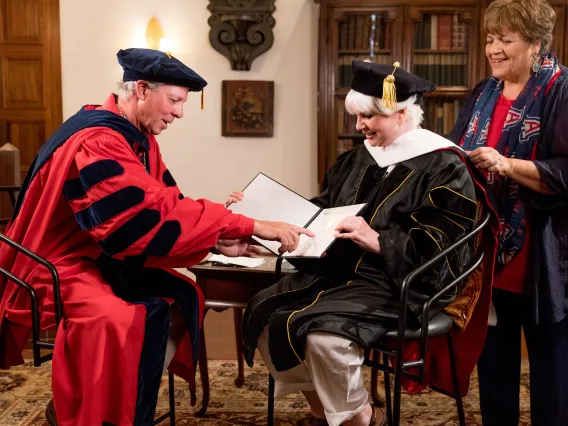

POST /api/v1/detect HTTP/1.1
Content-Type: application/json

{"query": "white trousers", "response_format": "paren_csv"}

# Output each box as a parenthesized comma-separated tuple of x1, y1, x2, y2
(257, 328, 369, 426)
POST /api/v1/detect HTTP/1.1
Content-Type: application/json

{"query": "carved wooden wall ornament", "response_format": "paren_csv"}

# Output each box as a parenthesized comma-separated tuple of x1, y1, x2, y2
(208, 0, 276, 71)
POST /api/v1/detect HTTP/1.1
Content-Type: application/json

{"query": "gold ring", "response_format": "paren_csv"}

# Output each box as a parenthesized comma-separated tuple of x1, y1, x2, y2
(493, 157, 498, 165)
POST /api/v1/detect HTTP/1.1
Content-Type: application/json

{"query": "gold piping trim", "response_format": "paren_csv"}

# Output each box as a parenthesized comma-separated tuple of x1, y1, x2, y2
(430, 186, 477, 205)
(409, 228, 440, 283)
(245, 278, 322, 329)
(428, 186, 478, 223)
(423, 228, 456, 278)
(410, 212, 464, 267)
(443, 215, 466, 231)
(370, 170, 415, 226)
(353, 165, 369, 205)
(287, 291, 326, 363)
(354, 170, 415, 274)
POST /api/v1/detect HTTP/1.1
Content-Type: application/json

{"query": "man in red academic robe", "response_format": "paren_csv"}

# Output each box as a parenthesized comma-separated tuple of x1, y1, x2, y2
(0, 48, 312, 426)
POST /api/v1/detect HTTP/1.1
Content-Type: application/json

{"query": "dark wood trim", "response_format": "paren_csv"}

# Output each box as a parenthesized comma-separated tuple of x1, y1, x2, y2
(45, 0, 63, 134)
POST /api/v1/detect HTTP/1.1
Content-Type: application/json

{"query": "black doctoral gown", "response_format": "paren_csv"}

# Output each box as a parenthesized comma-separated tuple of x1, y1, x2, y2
(243, 136, 480, 373)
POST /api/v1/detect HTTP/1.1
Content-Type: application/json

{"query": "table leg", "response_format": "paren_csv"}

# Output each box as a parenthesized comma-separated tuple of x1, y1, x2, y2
(233, 308, 245, 388)
(193, 309, 210, 417)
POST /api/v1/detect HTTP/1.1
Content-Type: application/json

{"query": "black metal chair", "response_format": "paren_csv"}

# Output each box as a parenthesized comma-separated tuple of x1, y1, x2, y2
(266, 213, 491, 426)
(0, 232, 176, 425)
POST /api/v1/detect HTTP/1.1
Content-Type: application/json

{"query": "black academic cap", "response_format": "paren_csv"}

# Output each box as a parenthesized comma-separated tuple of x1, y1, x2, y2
(351, 60, 435, 106)
(116, 48, 207, 92)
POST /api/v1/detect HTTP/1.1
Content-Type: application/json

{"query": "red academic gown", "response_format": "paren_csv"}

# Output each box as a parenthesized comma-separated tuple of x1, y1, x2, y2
(0, 94, 254, 425)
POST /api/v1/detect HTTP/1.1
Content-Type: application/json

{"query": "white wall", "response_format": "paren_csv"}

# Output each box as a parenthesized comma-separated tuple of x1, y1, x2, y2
(59, 0, 320, 203)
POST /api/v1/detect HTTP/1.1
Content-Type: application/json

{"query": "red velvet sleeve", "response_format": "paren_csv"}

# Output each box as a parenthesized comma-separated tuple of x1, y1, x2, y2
(63, 130, 255, 267)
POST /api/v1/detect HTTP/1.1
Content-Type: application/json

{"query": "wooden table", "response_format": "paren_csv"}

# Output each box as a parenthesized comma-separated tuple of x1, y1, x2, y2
(190, 256, 385, 417)
(189, 256, 292, 416)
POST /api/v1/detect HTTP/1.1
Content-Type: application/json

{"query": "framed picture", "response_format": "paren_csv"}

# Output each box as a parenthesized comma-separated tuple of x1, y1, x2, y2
(222, 80, 274, 137)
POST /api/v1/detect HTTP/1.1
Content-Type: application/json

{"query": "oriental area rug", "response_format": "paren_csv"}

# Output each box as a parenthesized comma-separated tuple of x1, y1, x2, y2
(0, 359, 530, 425)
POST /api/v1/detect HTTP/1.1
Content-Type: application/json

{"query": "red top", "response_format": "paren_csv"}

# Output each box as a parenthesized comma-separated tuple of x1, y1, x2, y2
(487, 94, 530, 293)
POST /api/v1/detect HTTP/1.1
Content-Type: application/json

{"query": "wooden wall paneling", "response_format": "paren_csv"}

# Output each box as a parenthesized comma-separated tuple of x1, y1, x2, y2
(0, 0, 62, 182)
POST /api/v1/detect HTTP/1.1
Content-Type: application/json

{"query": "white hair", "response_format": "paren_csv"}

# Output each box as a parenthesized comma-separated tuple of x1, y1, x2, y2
(116, 81, 162, 100)
(344, 90, 424, 129)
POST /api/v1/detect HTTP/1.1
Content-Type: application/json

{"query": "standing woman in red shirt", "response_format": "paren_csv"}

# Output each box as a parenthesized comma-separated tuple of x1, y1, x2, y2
(448, 1, 568, 425)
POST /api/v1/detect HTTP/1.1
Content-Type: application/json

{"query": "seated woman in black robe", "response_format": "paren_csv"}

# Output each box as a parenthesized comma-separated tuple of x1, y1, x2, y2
(235, 61, 491, 426)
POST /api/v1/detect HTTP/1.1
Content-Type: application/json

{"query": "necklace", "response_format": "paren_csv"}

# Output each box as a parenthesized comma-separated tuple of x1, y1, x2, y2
(116, 102, 149, 173)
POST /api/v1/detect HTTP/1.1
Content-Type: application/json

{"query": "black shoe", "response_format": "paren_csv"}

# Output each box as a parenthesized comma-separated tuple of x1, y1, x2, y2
(45, 399, 58, 426)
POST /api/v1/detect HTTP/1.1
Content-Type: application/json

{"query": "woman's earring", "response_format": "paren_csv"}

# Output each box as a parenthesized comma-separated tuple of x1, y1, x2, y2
(532, 54, 541, 73)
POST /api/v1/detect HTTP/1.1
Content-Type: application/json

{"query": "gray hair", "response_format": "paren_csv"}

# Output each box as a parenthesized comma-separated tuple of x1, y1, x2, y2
(116, 81, 163, 99)
(344, 90, 424, 130)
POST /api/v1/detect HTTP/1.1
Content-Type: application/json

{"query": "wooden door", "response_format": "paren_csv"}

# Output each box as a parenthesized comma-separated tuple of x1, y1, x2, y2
(0, 0, 62, 182)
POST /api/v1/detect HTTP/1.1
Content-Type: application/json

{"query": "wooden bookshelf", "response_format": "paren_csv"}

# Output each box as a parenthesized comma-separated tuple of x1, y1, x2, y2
(315, 0, 568, 184)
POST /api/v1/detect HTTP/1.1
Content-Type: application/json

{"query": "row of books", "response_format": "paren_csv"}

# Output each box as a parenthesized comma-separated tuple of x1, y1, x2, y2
(338, 13, 392, 51)
(414, 13, 467, 50)
(336, 54, 393, 88)
(413, 53, 469, 87)
(422, 99, 464, 136)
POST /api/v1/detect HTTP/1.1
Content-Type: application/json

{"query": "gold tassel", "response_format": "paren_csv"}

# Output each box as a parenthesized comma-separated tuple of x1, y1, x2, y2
(382, 61, 400, 111)
(201, 89, 204, 110)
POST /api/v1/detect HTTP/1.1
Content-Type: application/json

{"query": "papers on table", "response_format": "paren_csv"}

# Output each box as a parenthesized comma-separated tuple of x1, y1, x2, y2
(208, 254, 265, 268)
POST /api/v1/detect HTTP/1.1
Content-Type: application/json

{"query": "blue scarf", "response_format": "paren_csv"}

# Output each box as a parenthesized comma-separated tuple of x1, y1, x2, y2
(461, 53, 559, 266)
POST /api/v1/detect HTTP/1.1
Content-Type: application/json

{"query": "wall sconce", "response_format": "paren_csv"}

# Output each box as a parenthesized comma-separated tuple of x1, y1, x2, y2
(145, 17, 171, 53)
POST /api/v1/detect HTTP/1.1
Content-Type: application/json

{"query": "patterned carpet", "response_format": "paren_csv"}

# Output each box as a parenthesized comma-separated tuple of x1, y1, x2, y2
(0, 359, 530, 425)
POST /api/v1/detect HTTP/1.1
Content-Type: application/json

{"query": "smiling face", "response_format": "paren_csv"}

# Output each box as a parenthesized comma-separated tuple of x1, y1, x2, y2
(355, 110, 406, 147)
(485, 28, 540, 83)
(136, 82, 189, 135)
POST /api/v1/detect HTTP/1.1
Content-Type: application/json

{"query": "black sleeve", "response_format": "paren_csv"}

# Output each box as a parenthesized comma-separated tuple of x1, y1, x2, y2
(533, 89, 568, 198)
(379, 161, 478, 291)
(309, 151, 352, 209)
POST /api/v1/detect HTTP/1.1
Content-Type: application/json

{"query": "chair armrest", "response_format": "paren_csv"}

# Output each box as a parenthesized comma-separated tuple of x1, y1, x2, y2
(0, 232, 63, 327)
(399, 213, 490, 309)
(392, 213, 490, 360)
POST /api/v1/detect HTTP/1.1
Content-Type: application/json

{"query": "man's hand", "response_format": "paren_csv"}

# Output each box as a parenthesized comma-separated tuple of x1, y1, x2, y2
(214, 238, 262, 257)
(253, 220, 315, 254)
(334, 216, 381, 254)
(226, 191, 245, 207)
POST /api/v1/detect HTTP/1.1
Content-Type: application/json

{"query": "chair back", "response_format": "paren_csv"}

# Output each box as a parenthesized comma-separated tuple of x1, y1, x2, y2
(0, 231, 62, 366)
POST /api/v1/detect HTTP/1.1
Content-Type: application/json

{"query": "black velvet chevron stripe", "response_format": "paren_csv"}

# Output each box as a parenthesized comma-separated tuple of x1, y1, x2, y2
(74, 186, 145, 231)
(98, 209, 161, 256)
(162, 170, 176, 187)
(63, 179, 85, 201)
(63, 160, 125, 201)
(80, 159, 125, 191)
(143, 220, 182, 256)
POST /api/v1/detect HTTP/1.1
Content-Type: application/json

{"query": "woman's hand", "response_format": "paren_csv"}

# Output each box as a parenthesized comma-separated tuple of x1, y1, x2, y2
(214, 238, 262, 257)
(226, 191, 245, 207)
(334, 216, 381, 254)
(467, 147, 512, 177)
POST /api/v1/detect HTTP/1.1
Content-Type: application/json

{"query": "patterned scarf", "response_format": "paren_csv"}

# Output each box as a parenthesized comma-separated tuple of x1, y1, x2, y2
(461, 53, 560, 266)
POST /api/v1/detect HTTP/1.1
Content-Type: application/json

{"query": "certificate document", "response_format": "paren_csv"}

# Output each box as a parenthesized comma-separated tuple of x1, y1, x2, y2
(228, 173, 365, 258)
